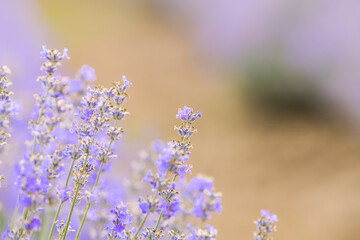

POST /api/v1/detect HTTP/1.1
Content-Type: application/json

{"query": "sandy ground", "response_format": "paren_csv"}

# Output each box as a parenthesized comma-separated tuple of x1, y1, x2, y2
(39, 1, 360, 239)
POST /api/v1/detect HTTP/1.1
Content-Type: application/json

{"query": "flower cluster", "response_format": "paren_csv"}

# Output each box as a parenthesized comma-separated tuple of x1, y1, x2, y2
(101, 106, 222, 240)
(39, 45, 69, 75)
(69, 79, 130, 187)
(0, 47, 230, 240)
(76, 65, 96, 82)
(0, 66, 17, 152)
(56, 76, 131, 239)
(0, 65, 17, 187)
(106, 203, 132, 240)
(0, 47, 131, 240)
(254, 210, 278, 240)
(7, 46, 72, 239)
(188, 225, 218, 240)
(154, 106, 202, 179)
(185, 176, 222, 221)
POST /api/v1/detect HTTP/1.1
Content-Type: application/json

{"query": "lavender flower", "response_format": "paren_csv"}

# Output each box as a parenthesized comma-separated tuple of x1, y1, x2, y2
(168, 230, 187, 240)
(40, 46, 69, 74)
(155, 141, 191, 178)
(9, 46, 71, 239)
(192, 189, 222, 221)
(176, 106, 201, 122)
(57, 187, 72, 203)
(106, 203, 133, 240)
(154, 106, 201, 180)
(0, 66, 11, 78)
(138, 198, 150, 215)
(0, 47, 224, 240)
(76, 65, 96, 82)
(59, 76, 131, 240)
(183, 176, 222, 221)
(84, 179, 124, 239)
(188, 225, 217, 240)
(185, 176, 213, 194)
(141, 227, 164, 240)
(158, 189, 182, 220)
(254, 210, 278, 240)
(25, 218, 41, 232)
(55, 220, 75, 239)
(128, 106, 205, 239)
(0, 65, 17, 186)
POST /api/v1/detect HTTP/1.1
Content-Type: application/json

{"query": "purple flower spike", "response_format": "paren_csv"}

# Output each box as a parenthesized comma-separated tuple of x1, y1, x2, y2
(25, 218, 41, 231)
(76, 65, 96, 82)
(122, 75, 131, 89)
(176, 106, 201, 122)
(0, 46, 224, 240)
(254, 210, 278, 239)
(0, 66, 10, 78)
(62, 48, 70, 59)
(40, 45, 69, 61)
(261, 209, 278, 222)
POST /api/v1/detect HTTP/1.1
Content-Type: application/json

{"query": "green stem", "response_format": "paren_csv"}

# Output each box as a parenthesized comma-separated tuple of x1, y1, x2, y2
(18, 209, 29, 236)
(48, 145, 79, 240)
(132, 190, 159, 239)
(10, 204, 19, 230)
(94, 162, 105, 189)
(39, 209, 51, 240)
(47, 202, 62, 240)
(65, 155, 76, 188)
(75, 204, 90, 240)
(75, 161, 103, 240)
(132, 173, 178, 239)
(154, 175, 176, 233)
(60, 130, 98, 240)
(61, 184, 80, 240)
(76, 138, 113, 239)
(133, 214, 148, 239)
(154, 211, 164, 232)
(23, 209, 28, 222)
(90, 130, 97, 147)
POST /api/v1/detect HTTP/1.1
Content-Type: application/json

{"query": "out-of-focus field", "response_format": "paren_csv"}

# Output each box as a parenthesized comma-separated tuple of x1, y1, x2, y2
(39, 1, 360, 239)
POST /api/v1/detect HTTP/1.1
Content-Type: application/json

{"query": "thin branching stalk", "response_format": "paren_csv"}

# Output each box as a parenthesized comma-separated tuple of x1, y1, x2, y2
(75, 139, 114, 239)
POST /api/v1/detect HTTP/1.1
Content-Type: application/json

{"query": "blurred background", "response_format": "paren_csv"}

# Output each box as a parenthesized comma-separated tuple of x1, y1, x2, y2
(1, 0, 360, 239)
